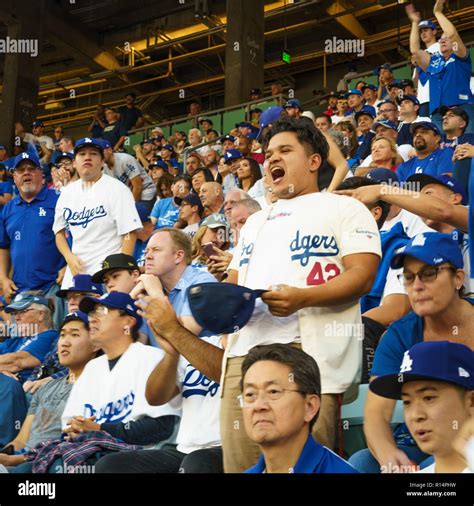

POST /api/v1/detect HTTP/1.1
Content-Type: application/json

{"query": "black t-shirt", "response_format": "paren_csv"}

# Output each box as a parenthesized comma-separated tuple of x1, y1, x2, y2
(118, 106, 143, 131)
(102, 121, 128, 147)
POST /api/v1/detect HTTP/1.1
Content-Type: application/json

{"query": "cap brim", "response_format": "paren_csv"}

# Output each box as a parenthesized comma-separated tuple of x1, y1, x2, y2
(60, 314, 88, 329)
(78, 296, 100, 314)
(406, 173, 441, 190)
(74, 143, 104, 154)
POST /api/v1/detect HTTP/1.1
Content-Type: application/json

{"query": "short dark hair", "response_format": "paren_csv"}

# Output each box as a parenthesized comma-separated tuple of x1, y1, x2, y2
(241, 344, 321, 431)
(336, 177, 391, 229)
(316, 113, 332, 124)
(261, 117, 329, 162)
(117, 310, 140, 341)
(192, 167, 214, 182)
(174, 174, 192, 190)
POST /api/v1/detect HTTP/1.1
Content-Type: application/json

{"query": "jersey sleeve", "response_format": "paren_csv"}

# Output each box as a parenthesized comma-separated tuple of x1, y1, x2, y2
(52, 190, 67, 234)
(21, 333, 57, 363)
(150, 199, 164, 221)
(111, 183, 143, 236)
(338, 197, 381, 258)
(124, 157, 142, 181)
(370, 322, 412, 377)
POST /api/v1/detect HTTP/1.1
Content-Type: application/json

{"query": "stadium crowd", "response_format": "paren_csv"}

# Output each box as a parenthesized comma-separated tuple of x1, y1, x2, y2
(0, 1, 473, 475)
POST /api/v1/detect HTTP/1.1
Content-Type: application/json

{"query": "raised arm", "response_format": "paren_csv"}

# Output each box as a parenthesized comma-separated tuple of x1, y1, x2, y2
(433, 0, 466, 58)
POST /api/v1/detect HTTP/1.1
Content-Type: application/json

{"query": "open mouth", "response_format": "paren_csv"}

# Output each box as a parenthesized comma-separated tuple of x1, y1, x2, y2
(59, 350, 70, 357)
(415, 430, 431, 441)
(270, 166, 285, 183)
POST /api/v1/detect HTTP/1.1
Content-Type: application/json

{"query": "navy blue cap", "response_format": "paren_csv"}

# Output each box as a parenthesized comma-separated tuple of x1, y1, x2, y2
(161, 144, 175, 152)
(224, 149, 243, 164)
(236, 122, 253, 129)
(174, 193, 204, 217)
(379, 63, 392, 71)
(257, 106, 284, 138)
(135, 202, 151, 223)
(74, 137, 104, 154)
(410, 121, 442, 136)
(362, 84, 378, 92)
(32, 120, 44, 128)
(187, 283, 268, 334)
(439, 106, 469, 128)
(400, 79, 415, 89)
(149, 160, 168, 171)
(60, 310, 89, 329)
(13, 152, 41, 170)
(366, 168, 400, 185)
(141, 138, 155, 145)
(251, 108, 263, 114)
(418, 20, 437, 30)
(79, 292, 142, 327)
(387, 80, 403, 90)
(397, 94, 420, 106)
(55, 152, 74, 163)
(57, 274, 103, 298)
(390, 232, 463, 270)
(372, 119, 398, 132)
(0, 145, 6, 150)
(406, 173, 467, 205)
(221, 134, 236, 143)
(6, 293, 50, 313)
(245, 130, 258, 140)
(345, 88, 362, 98)
(370, 341, 474, 400)
(355, 105, 376, 121)
(100, 139, 112, 150)
(199, 118, 213, 126)
(284, 99, 302, 109)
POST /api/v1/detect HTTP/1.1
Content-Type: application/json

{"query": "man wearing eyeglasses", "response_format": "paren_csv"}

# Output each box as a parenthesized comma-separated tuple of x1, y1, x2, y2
(240, 344, 357, 473)
(0, 152, 66, 321)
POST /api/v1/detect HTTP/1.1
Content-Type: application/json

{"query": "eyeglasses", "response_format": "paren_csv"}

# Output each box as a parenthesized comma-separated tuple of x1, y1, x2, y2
(180, 203, 191, 208)
(397, 266, 456, 285)
(88, 306, 110, 319)
(15, 308, 39, 316)
(237, 388, 306, 408)
(14, 165, 39, 174)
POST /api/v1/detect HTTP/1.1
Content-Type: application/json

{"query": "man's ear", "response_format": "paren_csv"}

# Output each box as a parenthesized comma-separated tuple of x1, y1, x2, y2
(305, 394, 321, 425)
(309, 153, 322, 173)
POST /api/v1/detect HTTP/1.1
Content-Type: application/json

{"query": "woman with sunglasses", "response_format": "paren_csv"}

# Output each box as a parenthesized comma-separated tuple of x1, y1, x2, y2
(349, 232, 473, 473)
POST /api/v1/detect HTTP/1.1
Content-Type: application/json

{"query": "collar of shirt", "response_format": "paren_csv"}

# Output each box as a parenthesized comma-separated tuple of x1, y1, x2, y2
(247, 434, 326, 473)
(168, 265, 197, 298)
(15, 185, 49, 206)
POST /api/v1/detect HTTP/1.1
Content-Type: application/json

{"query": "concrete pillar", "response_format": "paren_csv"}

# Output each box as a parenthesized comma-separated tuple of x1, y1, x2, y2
(0, 1, 44, 151)
(224, 0, 265, 107)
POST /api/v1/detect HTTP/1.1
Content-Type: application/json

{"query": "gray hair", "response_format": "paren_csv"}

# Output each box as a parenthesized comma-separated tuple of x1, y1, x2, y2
(233, 198, 262, 216)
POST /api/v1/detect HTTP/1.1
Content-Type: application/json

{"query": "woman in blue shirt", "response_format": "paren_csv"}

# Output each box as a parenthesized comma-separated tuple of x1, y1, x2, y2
(350, 232, 473, 473)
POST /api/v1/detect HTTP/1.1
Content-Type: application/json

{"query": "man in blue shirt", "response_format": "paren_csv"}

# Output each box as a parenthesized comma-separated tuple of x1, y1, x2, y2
(411, 0, 474, 133)
(0, 293, 58, 446)
(241, 344, 357, 473)
(0, 153, 66, 317)
(134, 228, 216, 338)
(440, 106, 474, 149)
(396, 122, 454, 182)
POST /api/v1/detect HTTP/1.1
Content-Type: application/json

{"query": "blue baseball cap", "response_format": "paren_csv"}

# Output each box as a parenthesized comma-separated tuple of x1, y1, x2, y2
(369, 341, 474, 400)
(361, 84, 378, 93)
(149, 160, 168, 171)
(390, 232, 463, 270)
(418, 20, 437, 31)
(187, 283, 268, 334)
(355, 105, 376, 121)
(236, 122, 253, 129)
(79, 292, 142, 327)
(74, 137, 104, 155)
(199, 118, 213, 126)
(99, 139, 112, 150)
(345, 89, 362, 98)
(55, 152, 74, 164)
(397, 94, 420, 107)
(161, 144, 175, 152)
(379, 63, 392, 71)
(57, 274, 104, 298)
(406, 173, 468, 205)
(284, 99, 302, 109)
(5, 293, 50, 314)
(0, 144, 7, 150)
(13, 152, 41, 170)
(372, 119, 398, 132)
(410, 121, 442, 136)
(258, 106, 284, 138)
(32, 120, 44, 128)
(174, 193, 204, 217)
(60, 310, 90, 329)
(221, 134, 236, 143)
(224, 149, 243, 164)
(245, 130, 258, 140)
(141, 138, 155, 145)
(387, 80, 403, 90)
(366, 168, 400, 185)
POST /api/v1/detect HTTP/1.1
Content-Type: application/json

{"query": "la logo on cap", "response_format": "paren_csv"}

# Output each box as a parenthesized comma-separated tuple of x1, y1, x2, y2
(459, 367, 470, 378)
(84, 137, 92, 143)
(22, 153, 29, 159)
(400, 350, 413, 373)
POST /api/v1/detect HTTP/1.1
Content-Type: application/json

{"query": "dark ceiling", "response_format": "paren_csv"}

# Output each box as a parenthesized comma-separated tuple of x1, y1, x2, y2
(1, 0, 473, 131)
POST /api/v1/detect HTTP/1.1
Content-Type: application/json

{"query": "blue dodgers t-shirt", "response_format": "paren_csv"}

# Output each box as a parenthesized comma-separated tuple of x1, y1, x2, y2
(396, 147, 454, 182)
(0, 329, 58, 382)
(245, 434, 358, 474)
(150, 197, 180, 229)
(427, 52, 474, 114)
(0, 180, 14, 210)
(0, 186, 66, 292)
